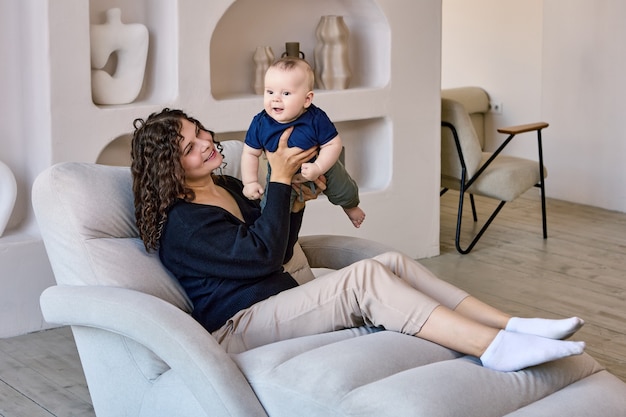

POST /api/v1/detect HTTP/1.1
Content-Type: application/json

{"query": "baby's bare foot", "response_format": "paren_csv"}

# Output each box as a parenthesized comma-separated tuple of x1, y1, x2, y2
(344, 206, 366, 228)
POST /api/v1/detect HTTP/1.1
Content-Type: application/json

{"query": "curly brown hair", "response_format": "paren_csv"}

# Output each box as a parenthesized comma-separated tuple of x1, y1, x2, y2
(130, 108, 218, 251)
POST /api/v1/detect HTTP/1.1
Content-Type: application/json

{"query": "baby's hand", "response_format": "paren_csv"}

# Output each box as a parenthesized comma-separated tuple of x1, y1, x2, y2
(243, 182, 264, 200)
(300, 162, 324, 181)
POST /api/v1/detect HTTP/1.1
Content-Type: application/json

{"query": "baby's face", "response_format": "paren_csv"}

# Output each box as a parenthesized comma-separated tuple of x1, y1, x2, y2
(263, 66, 313, 123)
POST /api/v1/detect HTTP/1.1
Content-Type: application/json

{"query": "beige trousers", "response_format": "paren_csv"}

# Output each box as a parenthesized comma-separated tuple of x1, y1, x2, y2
(212, 251, 469, 353)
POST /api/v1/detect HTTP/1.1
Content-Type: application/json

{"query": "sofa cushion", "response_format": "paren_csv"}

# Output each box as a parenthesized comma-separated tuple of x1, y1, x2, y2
(502, 370, 626, 416)
(234, 330, 604, 417)
(283, 240, 315, 285)
(85, 237, 193, 312)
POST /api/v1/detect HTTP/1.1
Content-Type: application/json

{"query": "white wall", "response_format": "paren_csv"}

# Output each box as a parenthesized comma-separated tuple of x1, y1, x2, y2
(0, 1, 57, 338)
(442, 0, 543, 153)
(542, 1, 626, 211)
(0, 0, 443, 337)
(442, 0, 626, 213)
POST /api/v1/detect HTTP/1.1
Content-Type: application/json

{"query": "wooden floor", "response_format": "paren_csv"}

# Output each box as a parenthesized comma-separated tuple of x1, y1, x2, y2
(0, 327, 93, 417)
(0, 189, 625, 416)
(421, 189, 626, 382)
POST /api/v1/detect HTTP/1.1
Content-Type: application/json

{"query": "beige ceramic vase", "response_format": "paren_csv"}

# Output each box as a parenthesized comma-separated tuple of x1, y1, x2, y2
(253, 46, 274, 95)
(314, 15, 352, 90)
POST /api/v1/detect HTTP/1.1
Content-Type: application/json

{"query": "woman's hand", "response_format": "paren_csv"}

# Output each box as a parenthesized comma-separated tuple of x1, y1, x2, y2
(291, 175, 327, 213)
(265, 127, 317, 185)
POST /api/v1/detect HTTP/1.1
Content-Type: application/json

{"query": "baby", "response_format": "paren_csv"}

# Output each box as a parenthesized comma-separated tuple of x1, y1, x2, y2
(241, 57, 366, 227)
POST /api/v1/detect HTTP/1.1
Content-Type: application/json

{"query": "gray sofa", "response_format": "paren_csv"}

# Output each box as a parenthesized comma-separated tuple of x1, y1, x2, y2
(34, 141, 626, 416)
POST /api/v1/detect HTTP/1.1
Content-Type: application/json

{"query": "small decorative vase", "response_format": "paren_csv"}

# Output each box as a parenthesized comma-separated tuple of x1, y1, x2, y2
(253, 46, 274, 95)
(314, 15, 352, 90)
(0, 160, 17, 237)
(90, 8, 149, 105)
(282, 42, 305, 59)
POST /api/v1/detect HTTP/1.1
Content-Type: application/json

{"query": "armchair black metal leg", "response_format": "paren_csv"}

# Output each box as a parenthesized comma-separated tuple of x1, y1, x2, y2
(541, 187, 548, 239)
(535, 174, 548, 239)
(454, 190, 507, 254)
(470, 194, 478, 222)
(537, 129, 548, 239)
(540, 185, 548, 239)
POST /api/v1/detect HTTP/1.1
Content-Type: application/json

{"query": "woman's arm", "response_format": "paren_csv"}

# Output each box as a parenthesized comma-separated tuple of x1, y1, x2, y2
(265, 127, 317, 184)
(161, 129, 318, 280)
(284, 175, 326, 263)
(291, 175, 327, 213)
(163, 182, 295, 280)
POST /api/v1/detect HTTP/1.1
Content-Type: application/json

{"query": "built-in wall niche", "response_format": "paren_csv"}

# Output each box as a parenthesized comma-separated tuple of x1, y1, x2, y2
(335, 118, 391, 192)
(210, 0, 390, 99)
(96, 134, 132, 166)
(88, 0, 178, 106)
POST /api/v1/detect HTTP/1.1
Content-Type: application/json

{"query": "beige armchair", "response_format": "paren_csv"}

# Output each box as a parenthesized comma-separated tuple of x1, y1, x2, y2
(441, 87, 548, 253)
(441, 86, 491, 149)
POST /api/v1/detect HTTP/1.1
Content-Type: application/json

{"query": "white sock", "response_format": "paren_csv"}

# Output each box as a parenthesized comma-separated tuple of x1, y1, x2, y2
(480, 330, 585, 372)
(505, 316, 584, 340)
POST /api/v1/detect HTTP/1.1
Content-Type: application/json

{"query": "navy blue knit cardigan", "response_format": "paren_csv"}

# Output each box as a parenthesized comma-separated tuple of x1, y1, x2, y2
(159, 175, 303, 333)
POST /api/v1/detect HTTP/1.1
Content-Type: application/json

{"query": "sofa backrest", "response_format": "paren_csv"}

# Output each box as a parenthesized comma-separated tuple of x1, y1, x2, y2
(32, 140, 247, 313)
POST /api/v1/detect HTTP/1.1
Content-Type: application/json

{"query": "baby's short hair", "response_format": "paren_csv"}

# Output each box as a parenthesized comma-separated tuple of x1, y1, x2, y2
(271, 57, 314, 90)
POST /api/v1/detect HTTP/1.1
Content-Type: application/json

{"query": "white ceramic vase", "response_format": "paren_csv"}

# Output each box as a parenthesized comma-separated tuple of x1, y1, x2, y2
(90, 8, 149, 105)
(0, 160, 17, 237)
(314, 15, 352, 90)
(253, 46, 274, 95)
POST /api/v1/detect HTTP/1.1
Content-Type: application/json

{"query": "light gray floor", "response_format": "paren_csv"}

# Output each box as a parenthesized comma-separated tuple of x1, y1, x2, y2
(0, 326, 93, 417)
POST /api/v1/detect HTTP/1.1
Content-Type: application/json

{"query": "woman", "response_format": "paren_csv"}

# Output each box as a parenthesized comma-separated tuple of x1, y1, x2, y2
(131, 108, 585, 372)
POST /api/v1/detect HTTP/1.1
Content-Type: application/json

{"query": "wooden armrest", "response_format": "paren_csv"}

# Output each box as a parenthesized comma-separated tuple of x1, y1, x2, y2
(497, 122, 549, 135)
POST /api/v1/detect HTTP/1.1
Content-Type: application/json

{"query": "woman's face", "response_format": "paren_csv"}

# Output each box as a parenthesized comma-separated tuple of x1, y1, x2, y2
(178, 118, 222, 183)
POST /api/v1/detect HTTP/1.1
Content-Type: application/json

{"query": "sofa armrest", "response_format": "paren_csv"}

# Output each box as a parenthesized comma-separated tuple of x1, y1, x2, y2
(40, 285, 267, 417)
(298, 235, 394, 270)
